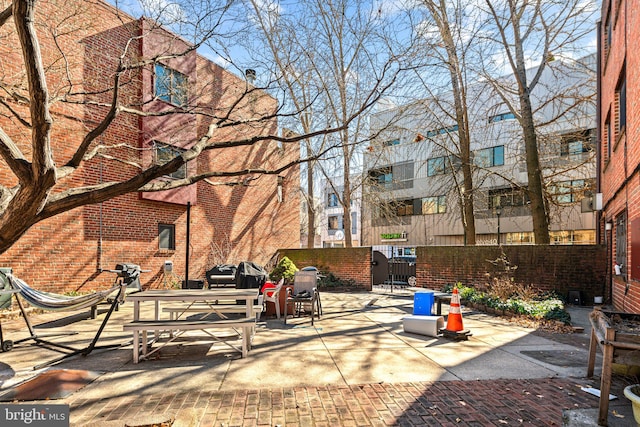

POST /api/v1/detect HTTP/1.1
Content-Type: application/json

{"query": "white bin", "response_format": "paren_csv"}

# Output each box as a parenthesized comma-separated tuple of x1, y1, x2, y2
(402, 315, 444, 337)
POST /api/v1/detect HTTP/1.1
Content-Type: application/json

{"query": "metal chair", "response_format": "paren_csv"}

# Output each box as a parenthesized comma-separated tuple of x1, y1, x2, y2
(284, 270, 322, 325)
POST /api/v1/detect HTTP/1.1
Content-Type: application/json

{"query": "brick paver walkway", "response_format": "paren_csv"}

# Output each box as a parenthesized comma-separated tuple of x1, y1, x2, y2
(69, 378, 596, 426)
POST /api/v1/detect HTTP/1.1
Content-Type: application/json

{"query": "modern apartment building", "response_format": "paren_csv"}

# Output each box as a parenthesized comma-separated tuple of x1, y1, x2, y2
(321, 178, 362, 248)
(598, 0, 640, 311)
(363, 55, 597, 248)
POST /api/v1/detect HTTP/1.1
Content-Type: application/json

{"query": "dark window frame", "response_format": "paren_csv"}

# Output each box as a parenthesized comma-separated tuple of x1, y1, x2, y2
(473, 145, 505, 168)
(154, 142, 187, 180)
(549, 179, 594, 204)
(155, 63, 188, 107)
(616, 69, 626, 135)
(616, 211, 627, 278)
(328, 215, 342, 230)
(427, 155, 460, 177)
(560, 129, 594, 157)
(489, 187, 529, 210)
(488, 112, 516, 123)
(426, 124, 459, 138)
(422, 195, 447, 214)
(159, 223, 176, 251)
(327, 192, 338, 207)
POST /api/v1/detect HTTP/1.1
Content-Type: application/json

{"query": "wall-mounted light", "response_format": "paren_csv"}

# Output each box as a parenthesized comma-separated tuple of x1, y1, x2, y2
(277, 176, 284, 203)
(605, 222, 613, 231)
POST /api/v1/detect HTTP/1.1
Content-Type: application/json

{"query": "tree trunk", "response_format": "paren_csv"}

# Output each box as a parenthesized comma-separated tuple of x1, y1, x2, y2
(433, 0, 477, 245)
(306, 155, 316, 248)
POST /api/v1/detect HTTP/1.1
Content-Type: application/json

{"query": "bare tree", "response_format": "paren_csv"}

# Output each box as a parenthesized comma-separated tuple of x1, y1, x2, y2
(479, 0, 597, 244)
(243, 0, 419, 248)
(0, 0, 379, 255)
(416, 0, 489, 245)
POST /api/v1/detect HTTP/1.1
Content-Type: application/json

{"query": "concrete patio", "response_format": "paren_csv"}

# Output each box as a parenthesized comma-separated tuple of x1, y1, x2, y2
(0, 288, 635, 426)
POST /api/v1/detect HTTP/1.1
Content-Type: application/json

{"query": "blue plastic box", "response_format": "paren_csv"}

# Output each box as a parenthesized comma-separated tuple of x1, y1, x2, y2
(413, 291, 434, 315)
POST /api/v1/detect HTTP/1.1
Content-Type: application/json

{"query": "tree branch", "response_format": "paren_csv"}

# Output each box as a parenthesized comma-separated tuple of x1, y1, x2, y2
(13, 0, 54, 180)
(0, 126, 31, 182)
(0, 4, 11, 28)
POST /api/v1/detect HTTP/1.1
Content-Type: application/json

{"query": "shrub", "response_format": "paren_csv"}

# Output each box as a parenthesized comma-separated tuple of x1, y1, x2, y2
(319, 272, 357, 289)
(442, 283, 571, 325)
(269, 256, 298, 283)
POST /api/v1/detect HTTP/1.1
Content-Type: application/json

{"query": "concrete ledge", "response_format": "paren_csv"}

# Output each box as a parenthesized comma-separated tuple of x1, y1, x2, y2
(402, 315, 444, 337)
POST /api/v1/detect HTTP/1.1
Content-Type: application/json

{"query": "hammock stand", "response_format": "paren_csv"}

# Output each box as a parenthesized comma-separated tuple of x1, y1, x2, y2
(0, 267, 138, 369)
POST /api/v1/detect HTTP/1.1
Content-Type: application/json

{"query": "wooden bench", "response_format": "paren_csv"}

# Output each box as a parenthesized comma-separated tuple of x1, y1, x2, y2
(123, 318, 255, 363)
(161, 303, 263, 321)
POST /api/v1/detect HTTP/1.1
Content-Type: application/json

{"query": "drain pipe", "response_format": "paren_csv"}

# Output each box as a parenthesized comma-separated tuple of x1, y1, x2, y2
(185, 201, 190, 287)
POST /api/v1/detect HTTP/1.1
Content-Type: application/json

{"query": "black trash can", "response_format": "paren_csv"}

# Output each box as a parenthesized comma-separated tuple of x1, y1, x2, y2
(182, 279, 205, 289)
(235, 261, 268, 304)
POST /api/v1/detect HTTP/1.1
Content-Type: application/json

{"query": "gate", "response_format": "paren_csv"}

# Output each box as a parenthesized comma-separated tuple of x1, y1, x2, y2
(372, 249, 416, 290)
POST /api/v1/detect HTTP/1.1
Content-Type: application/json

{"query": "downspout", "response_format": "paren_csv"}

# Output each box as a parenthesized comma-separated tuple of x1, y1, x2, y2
(185, 201, 190, 286)
(595, 19, 607, 300)
(98, 155, 104, 272)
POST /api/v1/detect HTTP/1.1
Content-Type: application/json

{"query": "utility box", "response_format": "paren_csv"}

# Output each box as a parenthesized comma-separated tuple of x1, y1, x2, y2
(164, 260, 173, 273)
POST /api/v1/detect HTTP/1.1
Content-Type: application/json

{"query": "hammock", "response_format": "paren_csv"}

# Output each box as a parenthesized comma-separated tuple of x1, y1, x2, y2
(7, 274, 121, 312)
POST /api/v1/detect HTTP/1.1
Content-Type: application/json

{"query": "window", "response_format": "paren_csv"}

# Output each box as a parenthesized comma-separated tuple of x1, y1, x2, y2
(489, 187, 528, 209)
(159, 224, 175, 250)
(328, 215, 342, 230)
(560, 129, 594, 157)
(426, 124, 459, 138)
(427, 155, 460, 176)
(383, 138, 400, 147)
(488, 112, 516, 123)
(392, 162, 414, 189)
(395, 199, 414, 216)
(155, 63, 188, 106)
(369, 167, 392, 189)
(368, 162, 414, 190)
(605, 113, 612, 160)
(549, 179, 593, 204)
(328, 192, 338, 207)
(616, 211, 627, 277)
(473, 146, 504, 168)
(155, 142, 187, 179)
(475, 146, 504, 167)
(422, 195, 446, 214)
(616, 70, 626, 136)
(506, 232, 534, 245)
(604, 3, 612, 58)
(427, 157, 445, 176)
(550, 230, 596, 245)
(351, 212, 357, 235)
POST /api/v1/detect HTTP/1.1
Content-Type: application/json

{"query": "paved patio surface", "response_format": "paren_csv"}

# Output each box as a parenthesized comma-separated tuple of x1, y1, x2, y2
(0, 288, 636, 426)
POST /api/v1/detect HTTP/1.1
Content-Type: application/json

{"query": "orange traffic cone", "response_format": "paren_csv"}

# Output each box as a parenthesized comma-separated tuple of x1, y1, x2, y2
(445, 288, 464, 332)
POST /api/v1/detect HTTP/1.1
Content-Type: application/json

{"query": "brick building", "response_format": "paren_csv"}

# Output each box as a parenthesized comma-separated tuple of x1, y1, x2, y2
(0, 0, 299, 292)
(598, 0, 640, 310)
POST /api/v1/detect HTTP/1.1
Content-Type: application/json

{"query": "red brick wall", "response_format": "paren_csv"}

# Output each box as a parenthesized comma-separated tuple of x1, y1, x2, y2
(278, 248, 372, 290)
(0, 0, 299, 293)
(415, 245, 607, 304)
(277, 245, 605, 300)
(599, 0, 640, 312)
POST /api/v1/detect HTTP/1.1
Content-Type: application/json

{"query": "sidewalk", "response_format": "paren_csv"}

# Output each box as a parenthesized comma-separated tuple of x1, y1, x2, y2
(0, 289, 635, 426)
